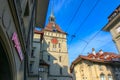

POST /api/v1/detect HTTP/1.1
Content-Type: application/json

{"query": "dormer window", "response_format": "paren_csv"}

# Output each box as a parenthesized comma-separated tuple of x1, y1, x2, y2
(53, 28, 57, 32)
(52, 24, 57, 32)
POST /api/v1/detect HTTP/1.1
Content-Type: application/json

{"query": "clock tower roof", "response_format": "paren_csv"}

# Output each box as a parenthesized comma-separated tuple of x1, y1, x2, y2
(44, 22, 66, 34)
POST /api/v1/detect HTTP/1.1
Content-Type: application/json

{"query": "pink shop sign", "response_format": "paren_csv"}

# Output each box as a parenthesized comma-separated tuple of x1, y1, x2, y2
(12, 32, 24, 61)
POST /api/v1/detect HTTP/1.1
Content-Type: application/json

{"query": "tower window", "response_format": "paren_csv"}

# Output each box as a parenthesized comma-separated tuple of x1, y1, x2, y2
(31, 47, 36, 57)
(48, 55, 50, 61)
(48, 42, 50, 47)
(59, 49, 61, 52)
(59, 56, 61, 62)
(30, 62, 34, 72)
(53, 44, 56, 48)
(60, 67, 62, 75)
(58, 43, 61, 48)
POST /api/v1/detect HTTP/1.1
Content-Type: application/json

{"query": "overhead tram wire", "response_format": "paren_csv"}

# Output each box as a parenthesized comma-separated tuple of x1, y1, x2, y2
(65, 0, 85, 32)
(76, 3, 119, 54)
(67, 0, 100, 49)
(81, 30, 102, 54)
(74, 0, 100, 36)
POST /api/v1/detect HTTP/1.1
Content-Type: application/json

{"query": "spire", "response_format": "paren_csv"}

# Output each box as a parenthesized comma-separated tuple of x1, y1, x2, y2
(49, 0, 55, 23)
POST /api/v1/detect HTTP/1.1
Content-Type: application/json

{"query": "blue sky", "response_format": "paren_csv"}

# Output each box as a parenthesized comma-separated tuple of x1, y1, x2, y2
(44, 0, 120, 64)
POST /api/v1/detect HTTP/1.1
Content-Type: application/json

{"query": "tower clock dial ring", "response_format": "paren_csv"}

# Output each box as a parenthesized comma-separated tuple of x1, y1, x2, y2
(51, 38, 58, 44)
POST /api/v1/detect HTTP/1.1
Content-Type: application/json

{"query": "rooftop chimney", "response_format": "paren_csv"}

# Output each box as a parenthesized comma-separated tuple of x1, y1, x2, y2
(92, 48, 96, 55)
(99, 49, 103, 55)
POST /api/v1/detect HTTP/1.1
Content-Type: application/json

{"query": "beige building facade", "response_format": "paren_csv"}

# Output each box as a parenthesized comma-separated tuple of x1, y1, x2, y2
(32, 12, 72, 80)
(103, 5, 120, 53)
(70, 49, 120, 80)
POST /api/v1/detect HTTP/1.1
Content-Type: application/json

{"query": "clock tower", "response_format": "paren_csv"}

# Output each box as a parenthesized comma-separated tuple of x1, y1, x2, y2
(39, 12, 72, 80)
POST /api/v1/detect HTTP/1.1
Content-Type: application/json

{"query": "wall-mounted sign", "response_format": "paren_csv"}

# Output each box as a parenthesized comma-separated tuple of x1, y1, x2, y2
(12, 32, 23, 61)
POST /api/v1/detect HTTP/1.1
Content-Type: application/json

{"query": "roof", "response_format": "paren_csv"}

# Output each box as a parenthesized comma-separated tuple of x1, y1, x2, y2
(35, 0, 49, 27)
(34, 30, 44, 41)
(70, 52, 120, 73)
(34, 30, 44, 34)
(44, 22, 66, 34)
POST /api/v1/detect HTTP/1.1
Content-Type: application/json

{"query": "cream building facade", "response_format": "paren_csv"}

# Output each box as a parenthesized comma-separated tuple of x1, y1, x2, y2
(32, 12, 72, 80)
(103, 5, 120, 53)
(70, 49, 120, 80)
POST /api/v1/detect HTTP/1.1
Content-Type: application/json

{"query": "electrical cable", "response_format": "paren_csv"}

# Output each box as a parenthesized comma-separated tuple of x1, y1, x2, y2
(65, 0, 85, 32)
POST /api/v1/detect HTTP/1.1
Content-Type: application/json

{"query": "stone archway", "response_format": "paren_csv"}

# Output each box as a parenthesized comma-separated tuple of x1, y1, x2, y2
(0, 24, 16, 80)
(0, 41, 12, 80)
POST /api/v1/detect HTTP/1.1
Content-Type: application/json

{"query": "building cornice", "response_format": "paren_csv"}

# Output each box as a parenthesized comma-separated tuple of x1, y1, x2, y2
(102, 11, 120, 31)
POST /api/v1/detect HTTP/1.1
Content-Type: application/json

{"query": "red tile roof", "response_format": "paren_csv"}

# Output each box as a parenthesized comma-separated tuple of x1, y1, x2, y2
(44, 22, 66, 34)
(70, 52, 120, 73)
(34, 30, 43, 34)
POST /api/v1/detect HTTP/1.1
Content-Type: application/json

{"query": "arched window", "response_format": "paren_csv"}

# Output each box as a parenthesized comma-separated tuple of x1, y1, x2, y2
(100, 74, 105, 80)
(108, 74, 113, 80)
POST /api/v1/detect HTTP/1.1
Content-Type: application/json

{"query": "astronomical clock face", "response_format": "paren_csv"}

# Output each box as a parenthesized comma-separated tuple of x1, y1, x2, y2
(51, 38, 58, 44)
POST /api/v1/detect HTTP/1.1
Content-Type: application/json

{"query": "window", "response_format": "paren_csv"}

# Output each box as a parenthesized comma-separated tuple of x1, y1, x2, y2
(59, 49, 61, 52)
(53, 44, 56, 51)
(31, 47, 36, 57)
(53, 44, 55, 48)
(30, 62, 34, 72)
(39, 67, 44, 72)
(108, 74, 113, 80)
(100, 74, 105, 80)
(48, 42, 50, 47)
(58, 43, 61, 48)
(60, 67, 62, 75)
(59, 56, 61, 62)
(48, 55, 50, 61)
(116, 26, 120, 33)
(99, 65, 103, 71)
(31, 49, 34, 57)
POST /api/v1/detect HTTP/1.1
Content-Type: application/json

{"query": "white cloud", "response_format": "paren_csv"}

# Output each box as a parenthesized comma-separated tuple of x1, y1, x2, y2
(54, 0, 72, 12)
